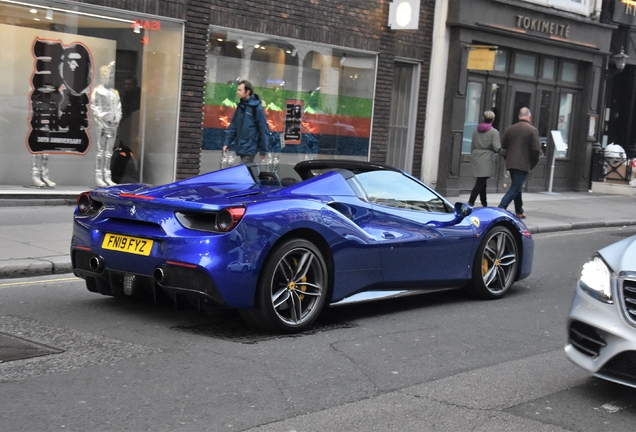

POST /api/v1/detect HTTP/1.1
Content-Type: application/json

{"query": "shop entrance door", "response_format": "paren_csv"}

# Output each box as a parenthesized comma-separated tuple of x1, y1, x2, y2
(386, 61, 420, 173)
(496, 84, 534, 192)
(526, 86, 553, 191)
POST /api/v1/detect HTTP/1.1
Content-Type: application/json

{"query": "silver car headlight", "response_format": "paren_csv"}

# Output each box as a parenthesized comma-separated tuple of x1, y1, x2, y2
(578, 256, 613, 304)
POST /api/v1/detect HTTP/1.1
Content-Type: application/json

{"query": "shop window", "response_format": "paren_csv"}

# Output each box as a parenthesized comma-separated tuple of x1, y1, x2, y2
(0, 0, 183, 187)
(561, 61, 578, 83)
(462, 81, 482, 154)
(557, 92, 574, 158)
(521, 0, 590, 16)
(250, 40, 299, 90)
(201, 27, 377, 172)
(542, 59, 555, 80)
(208, 35, 243, 86)
(513, 53, 536, 76)
(302, 52, 325, 92)
(494, 50, 508, 72)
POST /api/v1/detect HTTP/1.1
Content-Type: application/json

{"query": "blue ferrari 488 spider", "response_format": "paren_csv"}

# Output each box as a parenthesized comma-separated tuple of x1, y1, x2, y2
(71, 160, 534, 333)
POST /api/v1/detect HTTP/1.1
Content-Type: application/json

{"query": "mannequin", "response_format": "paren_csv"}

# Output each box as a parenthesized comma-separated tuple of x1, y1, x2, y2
(91, 61, 121, 187)
(31, 154, 55, 187)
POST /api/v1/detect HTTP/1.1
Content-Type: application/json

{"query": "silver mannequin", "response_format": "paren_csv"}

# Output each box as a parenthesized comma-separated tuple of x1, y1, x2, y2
(31, 154, 55, 187)
(91, 61, 121, 187)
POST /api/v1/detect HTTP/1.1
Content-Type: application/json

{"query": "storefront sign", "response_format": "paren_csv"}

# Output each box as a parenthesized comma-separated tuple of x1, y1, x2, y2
(467, 47, 496, 71)
(284, 99, 303, 144)
(132, 20, 161, 31)
(515, 15, 570, 38)
(612, 0, 636, 26)
(28, 38, 92, 154)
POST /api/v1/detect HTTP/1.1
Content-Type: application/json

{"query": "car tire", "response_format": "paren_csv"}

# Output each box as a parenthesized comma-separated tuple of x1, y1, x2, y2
(240, 239, 328, 333)
(467, 226, 519, 300)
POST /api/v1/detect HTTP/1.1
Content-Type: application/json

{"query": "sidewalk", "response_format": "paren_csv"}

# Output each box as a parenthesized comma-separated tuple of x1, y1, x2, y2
(0, 190, 635, 279)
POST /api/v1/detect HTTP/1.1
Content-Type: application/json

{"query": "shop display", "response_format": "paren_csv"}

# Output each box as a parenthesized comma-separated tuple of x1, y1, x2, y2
(28, 38, 92, 155)
(91, 61, 122, 187)
(31, 154, 55, 188)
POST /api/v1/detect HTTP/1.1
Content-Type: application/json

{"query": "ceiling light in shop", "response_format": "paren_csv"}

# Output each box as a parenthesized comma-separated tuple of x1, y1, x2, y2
(236, 39, 243, 49)
(254, 44, 260, 49)
(45, 9, 52, 20)
(29, 8, 36, 13)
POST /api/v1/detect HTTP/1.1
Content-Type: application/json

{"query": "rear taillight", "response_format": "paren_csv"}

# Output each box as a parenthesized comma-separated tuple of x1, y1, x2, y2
(216, 207, 246, 232)
(77, 191, 101, 215)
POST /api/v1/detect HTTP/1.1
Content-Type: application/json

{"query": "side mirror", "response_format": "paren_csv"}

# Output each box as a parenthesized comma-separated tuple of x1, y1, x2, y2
(454, 202, 473, 218)
(427, 202, 473, 228)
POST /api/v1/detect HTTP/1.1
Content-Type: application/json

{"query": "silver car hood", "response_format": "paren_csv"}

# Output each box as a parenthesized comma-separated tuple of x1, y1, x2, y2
(598, 234, 636, 273)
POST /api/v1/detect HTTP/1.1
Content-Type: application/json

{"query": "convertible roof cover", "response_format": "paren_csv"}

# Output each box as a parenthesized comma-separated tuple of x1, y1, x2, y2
(295, 159, 400, 180)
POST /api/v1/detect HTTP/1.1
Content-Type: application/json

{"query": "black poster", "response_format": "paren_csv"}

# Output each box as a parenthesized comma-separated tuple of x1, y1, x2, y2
(28, 38, 92, 154)
(284, 99, 303, 144)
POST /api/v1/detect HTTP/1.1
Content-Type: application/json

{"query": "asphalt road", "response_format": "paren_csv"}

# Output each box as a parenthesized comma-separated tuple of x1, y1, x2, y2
(1, 227, 636, 431)
(0, 204, 74, 226)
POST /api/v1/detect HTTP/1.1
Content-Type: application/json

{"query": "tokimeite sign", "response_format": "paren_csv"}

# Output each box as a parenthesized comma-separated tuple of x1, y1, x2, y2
(466, 45, 497, 71)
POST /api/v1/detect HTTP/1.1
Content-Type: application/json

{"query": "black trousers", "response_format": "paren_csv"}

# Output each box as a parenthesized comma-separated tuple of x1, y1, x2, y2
(468, 177, 489, 207)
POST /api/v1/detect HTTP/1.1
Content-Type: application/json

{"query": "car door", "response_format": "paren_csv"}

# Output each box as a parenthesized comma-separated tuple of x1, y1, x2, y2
(355, 170, 478, 285)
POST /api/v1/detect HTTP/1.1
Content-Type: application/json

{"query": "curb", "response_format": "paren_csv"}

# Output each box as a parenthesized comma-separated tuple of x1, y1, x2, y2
(0, 256, 72, 279)
(527, 219, 636, 234)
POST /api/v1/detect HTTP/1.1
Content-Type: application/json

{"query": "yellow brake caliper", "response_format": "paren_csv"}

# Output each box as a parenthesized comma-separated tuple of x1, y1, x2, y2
(291, 258, 307, 300)
(483, 255, 499, 277)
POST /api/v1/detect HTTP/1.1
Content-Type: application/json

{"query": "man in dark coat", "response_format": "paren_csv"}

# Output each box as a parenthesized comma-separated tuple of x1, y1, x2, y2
(223, 80, 269, 164)
(497, 107, 541, 218)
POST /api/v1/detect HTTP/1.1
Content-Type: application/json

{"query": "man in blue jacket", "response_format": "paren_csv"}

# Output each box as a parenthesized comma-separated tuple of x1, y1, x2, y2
(222, 80, 269, 164)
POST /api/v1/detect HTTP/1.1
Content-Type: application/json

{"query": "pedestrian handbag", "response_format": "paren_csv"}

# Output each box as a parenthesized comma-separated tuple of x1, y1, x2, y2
(220, 149, 236, 169)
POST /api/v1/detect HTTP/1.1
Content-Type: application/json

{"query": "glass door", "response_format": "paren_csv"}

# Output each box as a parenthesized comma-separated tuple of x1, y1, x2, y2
(386, 61, 420, 173)
(458, 77, 486, 192)
(497, 83, 535, 192)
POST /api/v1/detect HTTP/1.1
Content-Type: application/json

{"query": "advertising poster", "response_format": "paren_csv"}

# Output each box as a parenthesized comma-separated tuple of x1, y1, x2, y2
(284, 99, 303, 144)
(28, 38, 93, 154)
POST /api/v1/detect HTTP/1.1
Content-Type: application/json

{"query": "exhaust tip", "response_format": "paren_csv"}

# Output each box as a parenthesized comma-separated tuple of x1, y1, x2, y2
(154, 267, 165, 284)
(88, 256, 103, 272)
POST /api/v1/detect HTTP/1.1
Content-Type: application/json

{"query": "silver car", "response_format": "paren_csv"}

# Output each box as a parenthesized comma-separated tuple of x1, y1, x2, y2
(565, 235, 636, 388)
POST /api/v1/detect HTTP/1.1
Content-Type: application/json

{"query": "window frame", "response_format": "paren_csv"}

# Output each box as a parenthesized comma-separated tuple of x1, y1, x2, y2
(520, 0, 590, 16)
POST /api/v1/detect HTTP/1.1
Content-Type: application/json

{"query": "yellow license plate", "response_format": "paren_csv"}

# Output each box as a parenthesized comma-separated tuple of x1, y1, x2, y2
(101, 233, 154, 256)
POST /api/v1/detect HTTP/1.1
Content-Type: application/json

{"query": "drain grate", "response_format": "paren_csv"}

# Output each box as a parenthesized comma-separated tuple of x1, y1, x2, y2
(0, 332, 64, 363)
(174, 310, 356, 344)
